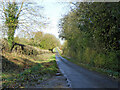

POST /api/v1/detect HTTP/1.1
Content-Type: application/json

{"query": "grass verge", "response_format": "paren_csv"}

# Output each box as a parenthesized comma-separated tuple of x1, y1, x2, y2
(62, 56, 120, 80)
(2, 52, 58, 88)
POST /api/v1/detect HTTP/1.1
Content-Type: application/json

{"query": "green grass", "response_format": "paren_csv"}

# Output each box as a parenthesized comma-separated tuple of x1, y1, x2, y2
(62, 56, 120, 80)
(2, 52, 58, 88)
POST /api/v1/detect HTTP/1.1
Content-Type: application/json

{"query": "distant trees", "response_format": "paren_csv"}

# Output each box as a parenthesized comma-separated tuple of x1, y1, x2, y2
(14, 36, 20, 43)
(59, 2, 120, 72)
(40, 33, 61, 51)
(14, 32, 61, 52)
(33, 31, 43, 46)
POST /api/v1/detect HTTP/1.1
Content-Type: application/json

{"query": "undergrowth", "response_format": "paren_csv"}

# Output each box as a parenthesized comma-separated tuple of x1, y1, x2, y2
(2, 52, 58, 88)
(62, 56, 120, 80)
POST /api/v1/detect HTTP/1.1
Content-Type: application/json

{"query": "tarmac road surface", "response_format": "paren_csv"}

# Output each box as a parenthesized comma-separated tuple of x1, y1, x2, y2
(55, 50, 119, 88)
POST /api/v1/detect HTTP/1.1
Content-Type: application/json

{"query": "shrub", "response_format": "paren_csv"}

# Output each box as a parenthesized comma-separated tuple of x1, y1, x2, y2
(105, 51, 118, 71)
(1, 38, 10, 51)
(94, 53, 105, 68)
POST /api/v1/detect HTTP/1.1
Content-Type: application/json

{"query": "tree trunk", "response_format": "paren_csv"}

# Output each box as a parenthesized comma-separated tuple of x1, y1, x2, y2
(8, 31, 14, 52)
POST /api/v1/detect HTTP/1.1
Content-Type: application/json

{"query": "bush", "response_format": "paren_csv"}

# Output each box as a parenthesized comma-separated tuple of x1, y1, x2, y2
(59, 2, 120, 74)
(1, 38, 10, 51)
(12, 45, 38, 56)
(105, 51, 118, 71)
(94, 53, 105, 68)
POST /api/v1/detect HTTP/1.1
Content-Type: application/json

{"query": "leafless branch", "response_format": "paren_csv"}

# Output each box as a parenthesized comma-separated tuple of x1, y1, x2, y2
(2, 0, 7, 18)
(16, 0, 25, 18)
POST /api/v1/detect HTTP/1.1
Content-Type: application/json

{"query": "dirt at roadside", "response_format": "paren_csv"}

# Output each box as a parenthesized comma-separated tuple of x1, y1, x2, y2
(26, 69, 70, 88)
(27, 75, 69, 88)
(35, 75, 69, 88)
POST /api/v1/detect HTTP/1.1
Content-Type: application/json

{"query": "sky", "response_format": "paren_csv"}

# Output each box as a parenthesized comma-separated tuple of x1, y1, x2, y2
(0, 0, 119, 44)
(0, 0, 75, 45)
(16, 0, 72, 45)
(39, 1, 71, 44)
(30, 1, 72, 45)
(0, 0, 72, 45)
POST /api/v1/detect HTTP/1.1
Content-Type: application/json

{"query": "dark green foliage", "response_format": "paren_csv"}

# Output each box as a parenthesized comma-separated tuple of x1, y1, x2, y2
(59, 2, 120, 73)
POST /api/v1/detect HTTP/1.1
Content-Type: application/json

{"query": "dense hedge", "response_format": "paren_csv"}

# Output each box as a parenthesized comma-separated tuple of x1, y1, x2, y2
(59, 2, 120, 72)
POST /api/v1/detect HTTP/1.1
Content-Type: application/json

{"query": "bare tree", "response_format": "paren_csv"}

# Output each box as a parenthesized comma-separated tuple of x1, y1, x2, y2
(0, 0, 47, 52)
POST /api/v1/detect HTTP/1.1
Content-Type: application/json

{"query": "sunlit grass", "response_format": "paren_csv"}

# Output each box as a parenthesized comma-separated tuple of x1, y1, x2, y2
(2, 52, 58, 88)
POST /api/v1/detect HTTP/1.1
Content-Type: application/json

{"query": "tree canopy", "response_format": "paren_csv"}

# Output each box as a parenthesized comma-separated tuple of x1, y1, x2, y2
(59, 2, 120, 71)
